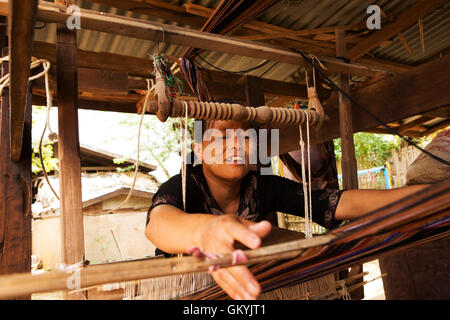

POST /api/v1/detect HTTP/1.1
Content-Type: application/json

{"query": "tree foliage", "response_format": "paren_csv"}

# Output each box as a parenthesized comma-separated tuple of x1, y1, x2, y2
(334, 132, 401, 169)
(31, 106, 59, 174)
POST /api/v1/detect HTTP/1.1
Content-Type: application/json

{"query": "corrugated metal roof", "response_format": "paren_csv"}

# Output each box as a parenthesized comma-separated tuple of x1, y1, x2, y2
(33, 0, 449, 83)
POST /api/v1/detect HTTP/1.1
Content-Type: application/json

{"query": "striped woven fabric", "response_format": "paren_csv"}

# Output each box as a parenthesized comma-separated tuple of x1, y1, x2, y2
(181, 179, 449, 299)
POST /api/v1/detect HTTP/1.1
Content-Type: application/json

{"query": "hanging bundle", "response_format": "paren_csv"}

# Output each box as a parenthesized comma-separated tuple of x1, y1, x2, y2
(183, 0, 278, 60)
(152, 54, 183, 122)
(153, 54, 183, 98)
(180, 0, 277, 101)
(179, 57, 212, 102)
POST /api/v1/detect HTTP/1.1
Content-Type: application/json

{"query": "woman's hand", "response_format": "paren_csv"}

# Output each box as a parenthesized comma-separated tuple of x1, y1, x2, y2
(194, 214, 272, 300)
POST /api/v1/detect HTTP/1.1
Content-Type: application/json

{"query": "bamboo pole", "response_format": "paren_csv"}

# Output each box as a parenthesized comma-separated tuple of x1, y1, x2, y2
(0, 234, 336, 299)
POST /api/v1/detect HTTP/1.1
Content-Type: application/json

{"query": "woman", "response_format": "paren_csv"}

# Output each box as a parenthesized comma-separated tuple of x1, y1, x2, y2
(145, 119, 428, 300)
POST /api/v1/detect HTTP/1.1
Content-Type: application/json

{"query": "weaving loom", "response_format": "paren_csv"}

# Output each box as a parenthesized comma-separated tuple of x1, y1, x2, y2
(1, 0, 449, 302)
(0, 179, 447, 299)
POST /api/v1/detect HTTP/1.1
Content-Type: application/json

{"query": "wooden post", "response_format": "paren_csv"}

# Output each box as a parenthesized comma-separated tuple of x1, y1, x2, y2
(7, 0, 38, 162)
(335, 29, 363, 299)
(335, 30, 358, 190)
(0, 48, 32, 299)
(56, 0, 85, 299)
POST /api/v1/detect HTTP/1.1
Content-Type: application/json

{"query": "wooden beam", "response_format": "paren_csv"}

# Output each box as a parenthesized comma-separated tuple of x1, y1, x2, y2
(0, 48, 32, 299)
(335, 29, 358, 190)
(365, 127, 425, 137)
(422, 105, 450, 119)
(422, 119, 450, 136)
(398, 116, 434, 134)
(87, 0, 206, 28)
(7, 0, 38, 162)
(15, 0, 393, 78)
(236, 24, 363, 41)
(278, 54, 450, 154)
(31, 41, 317, 101)
(0, 1, 410, 75)
(268, 96, 294, 108)
(418, 17, 425, 53)
(181, 2, 411, 74)
(33, 66, 129, 95)
(55, 10, 85, 300)
(348, 0, 446, 60)
(397, 32, 414, 55)
(33, 41, 154, 78)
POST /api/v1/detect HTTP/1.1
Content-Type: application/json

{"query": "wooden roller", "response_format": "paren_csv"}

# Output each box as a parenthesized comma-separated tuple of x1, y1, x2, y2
(140, 65, 326, 127)
(143, 99, 325, 128)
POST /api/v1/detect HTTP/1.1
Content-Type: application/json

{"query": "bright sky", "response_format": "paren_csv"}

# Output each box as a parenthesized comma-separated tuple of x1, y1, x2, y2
(32, 107, 182, 183)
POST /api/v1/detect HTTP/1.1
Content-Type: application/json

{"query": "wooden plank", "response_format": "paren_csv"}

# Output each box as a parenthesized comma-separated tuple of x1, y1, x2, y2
(56, 15, 85, 300)
(278, 54, 450, 155)
(78, 68, 128, 93)
(0, 48, 32, 299)
(33, 41, 154, 78)
(245, 75, 265, 107)
(422, 105, 450, 119)
(236, 24, 363, 41)
(33, 66, 128, 94)
(21, 1, 392, 78)
(397, 32, 414, 55)
(32, 41, 313, 100)
(398, 116, 434, 134)
(422, 119, 450, 136)
(335, 29, 358, 190)
(7, 0, 38, 162)
(87, 0, 206, 28)
(268, 96, 294, 108)
(418, 17, 425, 53)
(348, 0, 446, 60)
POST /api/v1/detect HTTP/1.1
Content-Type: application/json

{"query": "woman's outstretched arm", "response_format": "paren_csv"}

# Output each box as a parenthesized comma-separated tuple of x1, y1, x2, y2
(146, 204, 271, 300)
(335, 184, 430, 220)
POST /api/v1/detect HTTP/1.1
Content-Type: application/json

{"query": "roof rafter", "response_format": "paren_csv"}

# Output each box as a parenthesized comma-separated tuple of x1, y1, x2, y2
(348, 0, 447, 60)
(84, 0, 411, 74)
(12, 0, 394, 78)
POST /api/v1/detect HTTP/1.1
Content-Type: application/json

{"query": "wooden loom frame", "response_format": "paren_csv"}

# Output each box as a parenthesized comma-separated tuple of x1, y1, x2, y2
(0, 0, 449, 300)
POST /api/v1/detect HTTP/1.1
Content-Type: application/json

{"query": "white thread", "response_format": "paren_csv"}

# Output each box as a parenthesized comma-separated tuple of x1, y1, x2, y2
(299, 121, 309, 238)
(113, 79, 153, 212)
(305, 112, 313, 238)
(0, 56, 60, 200)
(181, 101, 189, 211)
(299, 112, 313, 239)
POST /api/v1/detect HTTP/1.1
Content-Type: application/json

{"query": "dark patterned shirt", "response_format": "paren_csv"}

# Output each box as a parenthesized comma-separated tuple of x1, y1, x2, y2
(147, 164, 343, 230)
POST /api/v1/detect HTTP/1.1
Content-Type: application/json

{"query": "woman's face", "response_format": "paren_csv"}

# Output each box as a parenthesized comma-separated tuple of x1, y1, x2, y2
(194, 120, 256, 182)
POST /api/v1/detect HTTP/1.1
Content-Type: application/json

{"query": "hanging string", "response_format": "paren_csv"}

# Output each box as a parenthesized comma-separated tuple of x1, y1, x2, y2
(305, 112, 313, 238)
(180, 101, 189, 211)
(0, 56, 60, 200)
(299, 120, 312, 239)
(113, 79, 154, 212)
(179, 57, 212, 102)
(292, 47, 450, 167)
